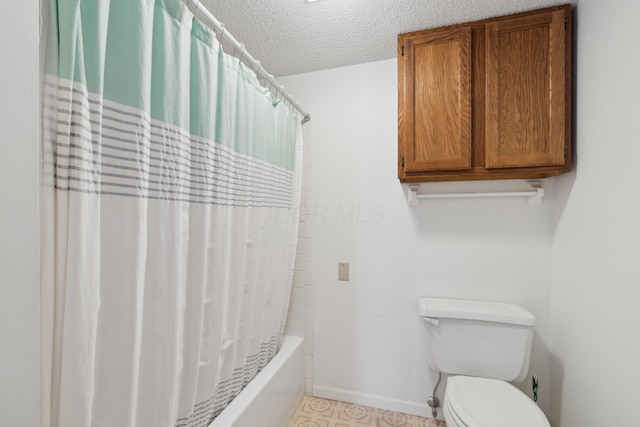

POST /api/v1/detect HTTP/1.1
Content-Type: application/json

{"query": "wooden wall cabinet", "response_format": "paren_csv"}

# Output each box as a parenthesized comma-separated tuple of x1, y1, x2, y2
(398, 5, 572, 182)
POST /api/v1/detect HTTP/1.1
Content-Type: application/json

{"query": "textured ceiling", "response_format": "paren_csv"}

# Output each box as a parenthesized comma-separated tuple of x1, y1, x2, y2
(202, 0, 573, 77)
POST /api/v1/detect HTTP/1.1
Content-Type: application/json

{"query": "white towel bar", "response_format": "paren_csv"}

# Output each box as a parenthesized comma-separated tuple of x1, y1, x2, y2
(406, 181, 543, 207)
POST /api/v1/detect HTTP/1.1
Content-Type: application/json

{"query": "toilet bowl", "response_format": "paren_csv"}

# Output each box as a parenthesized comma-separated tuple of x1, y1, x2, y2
(419, 297, 550, 427)
(443, 376, 549, 427)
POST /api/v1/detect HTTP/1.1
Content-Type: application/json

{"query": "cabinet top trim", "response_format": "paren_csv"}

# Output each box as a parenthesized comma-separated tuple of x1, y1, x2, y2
(397, 4, 573, 41)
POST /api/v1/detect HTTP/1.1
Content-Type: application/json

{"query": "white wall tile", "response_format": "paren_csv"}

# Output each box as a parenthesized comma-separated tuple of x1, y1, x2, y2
(298, 202, 306, 220)
(305, 355, 313, 379)
(304, 239, 313, 261)
(304, 167, 314, 190)
(284, 320, 305, 338)
(303, 143, 313, 165)
(292, 270, 306, 288)
(305, 191, 314, 211)
(286, 303, 306, 322)
(305, 333, 313, 356)
(296, 237, 306, 255)
(304, 220, 313, 239)
(306, 285, 313, 307)
(305, 261, 313, 285)
(305, 308, 313, 326)
(290, 286, 306, 305)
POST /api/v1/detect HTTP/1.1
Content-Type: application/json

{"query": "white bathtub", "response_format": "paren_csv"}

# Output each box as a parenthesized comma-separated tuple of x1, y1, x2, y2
(209, 335, 305, 427)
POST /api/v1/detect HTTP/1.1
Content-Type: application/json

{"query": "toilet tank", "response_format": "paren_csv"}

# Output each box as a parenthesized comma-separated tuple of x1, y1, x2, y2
(419, 298, 536, 382)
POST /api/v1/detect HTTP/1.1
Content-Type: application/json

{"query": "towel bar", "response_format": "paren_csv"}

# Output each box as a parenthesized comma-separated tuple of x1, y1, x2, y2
(406, 181, 543, 207)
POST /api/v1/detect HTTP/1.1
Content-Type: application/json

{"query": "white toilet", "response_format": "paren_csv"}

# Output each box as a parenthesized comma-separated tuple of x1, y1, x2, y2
(419, 297, 550, 427)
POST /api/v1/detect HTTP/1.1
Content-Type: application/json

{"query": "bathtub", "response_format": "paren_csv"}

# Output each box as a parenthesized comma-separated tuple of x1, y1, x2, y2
(210, 335, 305, 427)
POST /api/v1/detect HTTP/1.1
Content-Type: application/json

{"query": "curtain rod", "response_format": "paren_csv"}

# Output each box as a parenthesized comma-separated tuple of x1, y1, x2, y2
(182, 0, 311, 123)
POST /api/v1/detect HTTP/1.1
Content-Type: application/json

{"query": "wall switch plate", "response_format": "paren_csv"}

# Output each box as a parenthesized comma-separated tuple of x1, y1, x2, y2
(338, 262, 349, 281)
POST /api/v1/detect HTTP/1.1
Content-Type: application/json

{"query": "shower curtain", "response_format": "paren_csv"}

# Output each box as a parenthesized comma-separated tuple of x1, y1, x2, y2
(40, 1, 302, 426)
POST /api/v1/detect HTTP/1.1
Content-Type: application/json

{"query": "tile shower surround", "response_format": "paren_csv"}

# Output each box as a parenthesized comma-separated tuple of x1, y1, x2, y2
(284, 136, 313, 394)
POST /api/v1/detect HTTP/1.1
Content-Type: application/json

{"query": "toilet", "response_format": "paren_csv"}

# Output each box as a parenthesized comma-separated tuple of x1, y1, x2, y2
(419, 297, 550, 427)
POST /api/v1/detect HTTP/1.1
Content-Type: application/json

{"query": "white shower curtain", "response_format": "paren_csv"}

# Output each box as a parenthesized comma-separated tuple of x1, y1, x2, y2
(40, 1, 302, 426)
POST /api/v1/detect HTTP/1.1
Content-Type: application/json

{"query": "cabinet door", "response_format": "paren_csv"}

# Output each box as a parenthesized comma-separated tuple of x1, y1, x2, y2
(400, 28, 472, 172)
(485, 9, 567, 168)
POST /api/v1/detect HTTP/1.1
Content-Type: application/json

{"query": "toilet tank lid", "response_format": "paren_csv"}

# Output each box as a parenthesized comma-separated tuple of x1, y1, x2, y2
(419, 298, 536, 326)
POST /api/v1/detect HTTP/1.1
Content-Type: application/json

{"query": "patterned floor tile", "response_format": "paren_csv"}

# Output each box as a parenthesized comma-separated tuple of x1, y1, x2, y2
(287, 396, 447, 427)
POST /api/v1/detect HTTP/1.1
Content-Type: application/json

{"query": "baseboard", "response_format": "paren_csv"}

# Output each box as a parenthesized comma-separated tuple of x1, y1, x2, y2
(312, 385, 442, 420)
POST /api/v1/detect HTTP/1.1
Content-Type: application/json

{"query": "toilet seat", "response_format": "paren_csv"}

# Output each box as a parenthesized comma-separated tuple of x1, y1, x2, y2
(444, 376, 550, 427)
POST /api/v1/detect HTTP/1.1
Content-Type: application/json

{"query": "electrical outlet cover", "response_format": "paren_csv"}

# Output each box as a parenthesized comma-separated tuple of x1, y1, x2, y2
(338, 262, 349, 281)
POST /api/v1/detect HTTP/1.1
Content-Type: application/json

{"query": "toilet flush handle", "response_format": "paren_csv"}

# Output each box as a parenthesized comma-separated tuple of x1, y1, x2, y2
(422, 317, 440, 326)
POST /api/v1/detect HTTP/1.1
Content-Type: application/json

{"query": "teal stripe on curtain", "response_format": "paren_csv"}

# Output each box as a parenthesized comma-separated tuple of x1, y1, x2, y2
(51, 0, 298, 170)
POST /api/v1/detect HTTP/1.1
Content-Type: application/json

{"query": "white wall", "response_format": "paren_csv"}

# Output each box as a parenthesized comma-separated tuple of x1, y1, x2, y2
(550, 0, 640, 425)
(0, 2, 41, 426)
(281, 59, 555, 418)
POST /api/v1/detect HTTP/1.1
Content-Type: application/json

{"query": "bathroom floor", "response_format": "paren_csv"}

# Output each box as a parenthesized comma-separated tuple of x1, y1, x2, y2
(287, 396, 447, 427)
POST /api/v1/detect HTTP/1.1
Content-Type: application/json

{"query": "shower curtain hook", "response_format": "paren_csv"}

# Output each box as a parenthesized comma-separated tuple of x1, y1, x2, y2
(254, 60, 261, 75)
(268, 74, 274, 94)
(192, 0, 200, 15)
(239, 43, 246, 64)
(280, 86, 288, 108)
